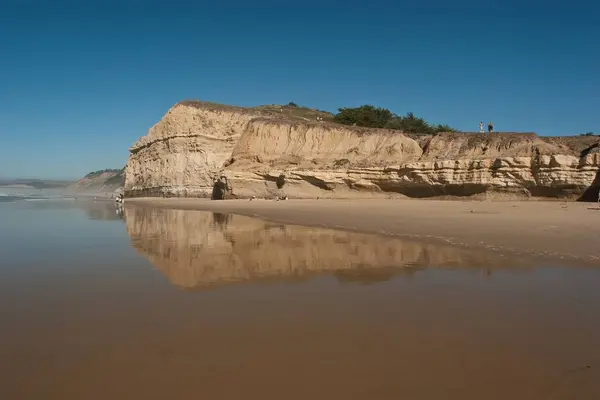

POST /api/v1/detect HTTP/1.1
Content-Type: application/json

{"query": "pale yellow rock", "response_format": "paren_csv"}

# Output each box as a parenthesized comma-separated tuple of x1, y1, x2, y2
(233, 119, 423, 165)
(126, 103, 258, 196)
(125, 101, 600, 199)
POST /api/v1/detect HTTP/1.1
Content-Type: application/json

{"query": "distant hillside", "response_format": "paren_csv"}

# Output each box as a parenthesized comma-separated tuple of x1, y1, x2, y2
(68, 168, 125, 193)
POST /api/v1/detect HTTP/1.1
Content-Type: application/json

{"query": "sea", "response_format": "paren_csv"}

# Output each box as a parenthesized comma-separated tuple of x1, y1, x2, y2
(0, 187, 75, 203)
(0, 195, 599, 400)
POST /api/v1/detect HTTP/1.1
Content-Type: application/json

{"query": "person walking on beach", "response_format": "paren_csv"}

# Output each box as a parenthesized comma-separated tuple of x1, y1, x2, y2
(479, 121, 484, 133)
(488, 121, 494, 133)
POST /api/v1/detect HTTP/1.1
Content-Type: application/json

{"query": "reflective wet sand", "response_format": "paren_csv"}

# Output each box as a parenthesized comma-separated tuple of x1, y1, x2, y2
(124, 207, 540, 289)
(1, 201, 599, 400)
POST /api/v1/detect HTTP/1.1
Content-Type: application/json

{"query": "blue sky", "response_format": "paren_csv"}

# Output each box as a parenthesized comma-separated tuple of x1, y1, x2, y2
(1, 0, 598, 179)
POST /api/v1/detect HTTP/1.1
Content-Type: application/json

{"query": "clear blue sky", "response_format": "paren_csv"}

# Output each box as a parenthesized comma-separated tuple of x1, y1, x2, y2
(1, 0, 598, 179)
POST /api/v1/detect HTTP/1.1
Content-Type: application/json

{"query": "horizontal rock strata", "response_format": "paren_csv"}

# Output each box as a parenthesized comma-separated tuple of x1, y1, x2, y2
(125, 101, 600, 200)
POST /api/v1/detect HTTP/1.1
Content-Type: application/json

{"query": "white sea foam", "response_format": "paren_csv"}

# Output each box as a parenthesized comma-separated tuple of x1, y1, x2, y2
(0, 192, 23, 198)
(23, 196, 74, 202)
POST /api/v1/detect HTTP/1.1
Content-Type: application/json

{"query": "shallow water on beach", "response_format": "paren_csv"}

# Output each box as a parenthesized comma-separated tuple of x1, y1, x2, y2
(1, 201, 599, 400)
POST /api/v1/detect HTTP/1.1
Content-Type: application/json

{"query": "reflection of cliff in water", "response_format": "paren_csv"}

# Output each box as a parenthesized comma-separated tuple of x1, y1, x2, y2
(82, 201, 125, 221)
(124, 207, 529, 289)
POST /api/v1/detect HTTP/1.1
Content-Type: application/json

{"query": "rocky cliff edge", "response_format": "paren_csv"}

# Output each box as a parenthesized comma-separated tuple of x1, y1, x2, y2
(125, 101, 600, 200)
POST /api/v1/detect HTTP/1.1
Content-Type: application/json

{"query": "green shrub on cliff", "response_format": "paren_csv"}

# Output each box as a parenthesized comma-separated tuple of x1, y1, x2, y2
(333, 105, 455, 133)
(334, 105, 394, 128)
(432, 124, 456, 133)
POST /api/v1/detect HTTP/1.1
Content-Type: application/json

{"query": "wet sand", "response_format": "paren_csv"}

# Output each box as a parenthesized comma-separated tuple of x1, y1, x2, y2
(123, 207, 538, 289)
(127, 198, 600, 265)
(2, 200, 600, 400)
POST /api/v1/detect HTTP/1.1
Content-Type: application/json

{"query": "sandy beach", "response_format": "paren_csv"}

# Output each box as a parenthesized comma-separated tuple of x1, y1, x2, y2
(126, 198, 600, 265)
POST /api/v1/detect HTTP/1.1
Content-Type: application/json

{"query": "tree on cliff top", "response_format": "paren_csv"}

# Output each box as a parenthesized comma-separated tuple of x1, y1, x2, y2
(433, 124, 455, 133)
(384, 112, 430, 133)
(334, 105, 394, 128)
(334, 105, 456, 133)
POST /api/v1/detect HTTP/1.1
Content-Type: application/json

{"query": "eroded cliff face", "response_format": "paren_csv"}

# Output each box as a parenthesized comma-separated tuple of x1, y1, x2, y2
(124, 207, 526, 289)
(125, 102, 261, 197)
(125, 101, 600, 199)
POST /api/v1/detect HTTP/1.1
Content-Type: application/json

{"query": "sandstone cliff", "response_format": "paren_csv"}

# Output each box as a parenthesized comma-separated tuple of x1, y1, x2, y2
(125, 101, 600, 200)
(124, 207, 528, 289)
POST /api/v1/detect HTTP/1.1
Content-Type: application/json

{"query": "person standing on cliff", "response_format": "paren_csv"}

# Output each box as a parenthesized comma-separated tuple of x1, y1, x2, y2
(479, 121, 484, 133)
(488, 121, 494, 133)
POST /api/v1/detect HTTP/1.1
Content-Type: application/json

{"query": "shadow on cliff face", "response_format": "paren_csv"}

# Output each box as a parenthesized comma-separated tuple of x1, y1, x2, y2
(123, 206, 534, 290)
(375, 181, 490, 198)
(578, 168, 600, 202)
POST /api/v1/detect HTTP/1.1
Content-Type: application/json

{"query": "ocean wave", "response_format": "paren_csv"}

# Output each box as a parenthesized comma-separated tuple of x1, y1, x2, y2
(0, 190, 78, 203)
(0, 195, 26, 203)
(0, 193, 49, 203)
(23, 197, 75, 201)
(2, 196, 79, 203)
